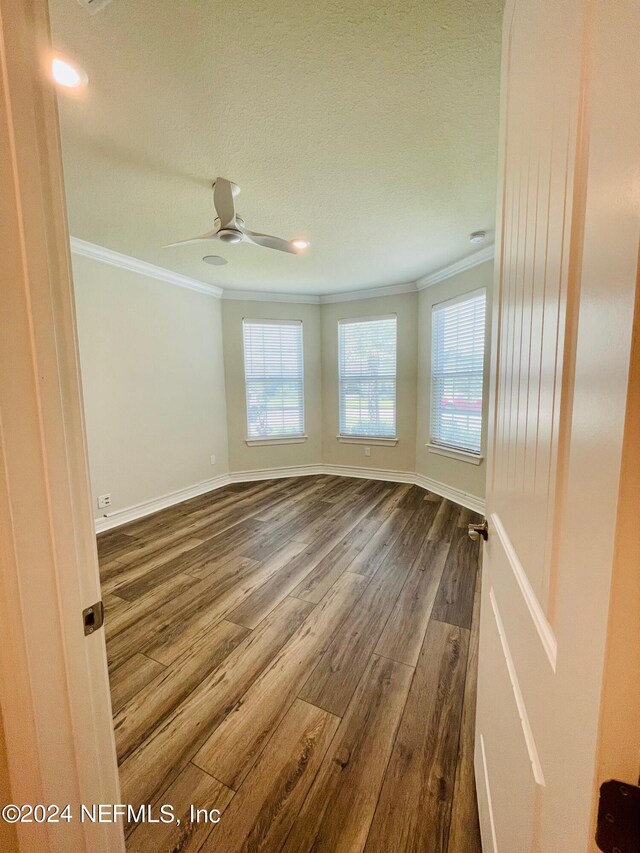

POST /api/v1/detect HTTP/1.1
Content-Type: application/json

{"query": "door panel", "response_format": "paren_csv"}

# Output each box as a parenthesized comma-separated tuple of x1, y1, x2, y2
(480, 0, 583, 835)
(491, 0, 583, 608)
(476, 595, 537, 852)
(477, 0, 640, 850)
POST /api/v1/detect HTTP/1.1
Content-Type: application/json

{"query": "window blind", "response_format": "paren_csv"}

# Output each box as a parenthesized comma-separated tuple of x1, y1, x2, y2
(243, 319, 304, 438)
(431, 290, 486, 454)
(338, 316, 397, 438)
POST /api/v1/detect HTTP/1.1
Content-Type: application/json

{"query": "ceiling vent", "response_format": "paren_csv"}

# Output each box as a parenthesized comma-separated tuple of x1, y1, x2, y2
(76, 0, 113, 14)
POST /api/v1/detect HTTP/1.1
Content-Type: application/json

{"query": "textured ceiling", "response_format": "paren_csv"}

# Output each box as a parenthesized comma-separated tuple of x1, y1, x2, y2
(49, 0, 502, 294)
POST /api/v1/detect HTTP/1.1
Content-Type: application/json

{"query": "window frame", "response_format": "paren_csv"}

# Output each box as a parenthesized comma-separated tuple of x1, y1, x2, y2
(429, 288, 486, 459)
(242, 318, 306, 444)
(337, 313, 398, 441)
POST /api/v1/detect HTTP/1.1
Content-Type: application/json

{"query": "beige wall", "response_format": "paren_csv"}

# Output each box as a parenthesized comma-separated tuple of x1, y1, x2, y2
(415, 260, 493, 501)
(74, 259, 493, 519)
(221, 300, 322, 472)
(321, 293, 418, 473)
(73, 254, 229, 519)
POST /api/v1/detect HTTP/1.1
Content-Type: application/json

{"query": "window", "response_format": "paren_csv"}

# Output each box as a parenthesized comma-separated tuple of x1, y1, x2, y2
(431, 290, 486, 454)
(338, 315, 397, 438)
(243, 319, 304, 439)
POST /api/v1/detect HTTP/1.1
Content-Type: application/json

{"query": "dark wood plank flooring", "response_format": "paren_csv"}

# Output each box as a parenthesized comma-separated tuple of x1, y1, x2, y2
(98, 475, 483, 852)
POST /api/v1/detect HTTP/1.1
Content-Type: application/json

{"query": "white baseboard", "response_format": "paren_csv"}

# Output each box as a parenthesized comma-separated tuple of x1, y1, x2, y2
(94, 474, 232, 532)
(94, 465, 485, 533)
(414, 472, 485, 515)
(229, 464, 324, 482)
(322, 464, 416, 485)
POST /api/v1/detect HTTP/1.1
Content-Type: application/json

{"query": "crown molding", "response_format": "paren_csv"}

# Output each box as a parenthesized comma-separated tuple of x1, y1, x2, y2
(69, 237, 224, 298)
(417, 245, 494, 289)
(221, 280, 418, 304)
(221, 289, 321, 304)
(319, 280, 417, 304)
(70, 237, 492, 303)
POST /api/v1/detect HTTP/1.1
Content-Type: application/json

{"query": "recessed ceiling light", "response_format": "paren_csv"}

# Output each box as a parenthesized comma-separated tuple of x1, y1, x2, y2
(203, 255, 228, 266)
(291, 239, 310, 251)
(469, 230, 486, 244)
(51, 56, 88, 89)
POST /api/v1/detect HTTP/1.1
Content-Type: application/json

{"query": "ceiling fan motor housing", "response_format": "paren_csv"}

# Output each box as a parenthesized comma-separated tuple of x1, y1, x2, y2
(218, 229, 243, 244)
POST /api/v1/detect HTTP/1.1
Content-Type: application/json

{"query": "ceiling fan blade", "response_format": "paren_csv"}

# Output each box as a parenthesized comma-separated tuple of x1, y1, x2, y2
(242, 229, 296, 254)
(162, 227, 219, 248)
(213, 178, 239, 229)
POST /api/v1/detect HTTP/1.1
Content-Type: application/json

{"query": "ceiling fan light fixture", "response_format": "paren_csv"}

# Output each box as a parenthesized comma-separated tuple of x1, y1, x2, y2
(51, 55, 87, 88)
(292, 239, 310, 251)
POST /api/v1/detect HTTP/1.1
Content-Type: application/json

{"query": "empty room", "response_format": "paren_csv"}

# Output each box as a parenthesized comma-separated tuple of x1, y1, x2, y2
(1, 1, 639, 852)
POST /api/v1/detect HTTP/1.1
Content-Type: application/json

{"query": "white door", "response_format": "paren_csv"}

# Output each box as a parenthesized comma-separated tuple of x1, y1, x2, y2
(475, 0, 640, 851)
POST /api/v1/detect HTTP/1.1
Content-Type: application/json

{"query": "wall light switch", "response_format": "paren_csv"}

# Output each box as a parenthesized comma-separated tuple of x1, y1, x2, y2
(210, 455, 216, 465)
(364, 447, 371, 457)
(97, 493, 111, 509)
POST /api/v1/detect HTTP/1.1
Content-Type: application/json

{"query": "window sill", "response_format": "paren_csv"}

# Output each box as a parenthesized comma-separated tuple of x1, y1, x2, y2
(337, 435, 398, 446)
(426, 443, 483, 465)
(246, 435, 308, 446)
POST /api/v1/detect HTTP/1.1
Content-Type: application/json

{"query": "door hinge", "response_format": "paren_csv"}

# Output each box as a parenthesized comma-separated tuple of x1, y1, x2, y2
(596, 779, 640, 853)
(82, 601, 104, 636)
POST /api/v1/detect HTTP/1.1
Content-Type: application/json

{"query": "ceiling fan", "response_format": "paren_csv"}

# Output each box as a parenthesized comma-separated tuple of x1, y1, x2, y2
(164, 178, 308, 254)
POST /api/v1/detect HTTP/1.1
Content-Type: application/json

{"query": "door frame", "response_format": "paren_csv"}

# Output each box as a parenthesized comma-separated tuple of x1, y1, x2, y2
(0, 0, 123, 851)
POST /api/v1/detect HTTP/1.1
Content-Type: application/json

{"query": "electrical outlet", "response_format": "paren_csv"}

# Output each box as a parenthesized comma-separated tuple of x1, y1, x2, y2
(364, 446, 371, 457)
(97, 493, 111, 509)
(210, 454, 216, 465)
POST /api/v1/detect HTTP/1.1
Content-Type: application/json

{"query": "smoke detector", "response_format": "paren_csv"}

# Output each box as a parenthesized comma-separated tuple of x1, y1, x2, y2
(76, 0, 113, 14)
(469, 231, 486, 244)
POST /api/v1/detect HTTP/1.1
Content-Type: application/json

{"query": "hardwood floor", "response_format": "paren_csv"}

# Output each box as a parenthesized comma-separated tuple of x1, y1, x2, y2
(98, 475, 483, 852)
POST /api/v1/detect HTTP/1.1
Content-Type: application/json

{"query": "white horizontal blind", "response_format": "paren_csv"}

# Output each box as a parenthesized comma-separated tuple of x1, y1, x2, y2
(431, 290, 486, 453)
(339, 316, 397, 438)
(243, 320, 304, 438)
